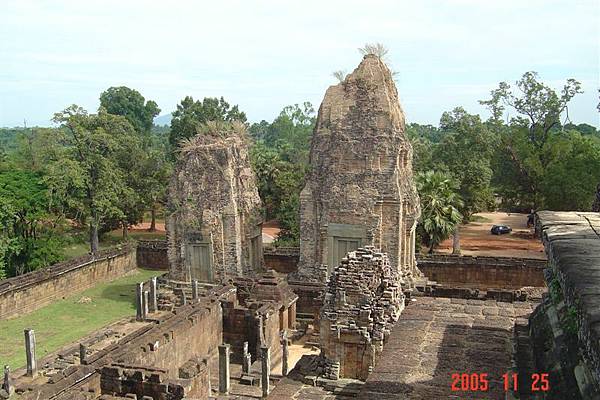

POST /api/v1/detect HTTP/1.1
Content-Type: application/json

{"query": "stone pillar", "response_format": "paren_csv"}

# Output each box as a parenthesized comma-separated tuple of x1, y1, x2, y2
(288, 303, 296, 329)
(261, 346, 270, 397)
(242, 341, 251, 374)
(24, 329, 37, 377)
(149, 277, 158, 312)
(181, 291, 187, 306)
(257, 314, 265, 348)
(218, 344, 230, 394)
(281, 331, 289, 376)
(192, 279, 199, 301)
(2, 365, 12, 396)
(142, 290, 149, 319)
(79, 343, 87, 364)
(135, 282, 144, 321)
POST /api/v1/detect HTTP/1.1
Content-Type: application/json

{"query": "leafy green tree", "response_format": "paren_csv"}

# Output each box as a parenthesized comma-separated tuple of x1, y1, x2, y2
(480, 71, 583, 209)
(263, 103, 315, 165)
(99, 86, 160, 134)
(248, 103, 315, 246)
(51, 105, 141, 253)
(438, 107, 496, 220)
(137, 140, 172, 231)
(100, 88, 173, 235)
(250, 142, 284, 217)
(563, 123, 599, 136)
(248, 120, 271, 141)
(0, 171, 63, 277)
(169, 96, 247, 149)
(416, 171, 463, 253)
(0, 127, 24, 153)
(406, 124, 443, 175)
(0, 195, 16, 279)
(541, 131, 600, 210)
(11, 127, 63, 173)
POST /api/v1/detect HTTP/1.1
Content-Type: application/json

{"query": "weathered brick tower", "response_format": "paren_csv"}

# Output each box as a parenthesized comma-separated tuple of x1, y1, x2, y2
(166, 122, 264, 283)
(296, 54, 421, 285)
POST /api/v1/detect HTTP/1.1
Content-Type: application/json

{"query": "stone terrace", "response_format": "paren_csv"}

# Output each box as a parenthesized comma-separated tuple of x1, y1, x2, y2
(359, 296, 538, 399)
(268, 296, 538, 399)
(536, 211, 600, 393)
(358, 297, 536, 400)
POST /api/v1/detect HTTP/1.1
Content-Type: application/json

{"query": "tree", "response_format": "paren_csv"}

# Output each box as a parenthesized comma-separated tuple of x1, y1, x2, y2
(416, 171, 463, 253)
(51, 105, 141, 253)
(169, 96, 247, 149)
(248, 103, 316, 246)
(480, 71, 583, 209)
(541, 131, 600, 210)
(262, 102, 315, 165)
(99, 86, 160, 134)
(406, 123, 444, 175)
(0, 171, 63, 277)
(138, 140, 172, 231)
(100, 88, 172, 235)
(438, 107, 496, 220)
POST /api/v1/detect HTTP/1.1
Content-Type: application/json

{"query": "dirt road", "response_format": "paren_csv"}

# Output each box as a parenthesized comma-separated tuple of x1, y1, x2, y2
(435, 212, 545, 259)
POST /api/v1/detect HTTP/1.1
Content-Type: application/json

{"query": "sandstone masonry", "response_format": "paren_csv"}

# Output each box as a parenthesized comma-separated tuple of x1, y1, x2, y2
(167, 122, 264, 283)
(296, 54, 420, 286)
(320, 246, 404, 380)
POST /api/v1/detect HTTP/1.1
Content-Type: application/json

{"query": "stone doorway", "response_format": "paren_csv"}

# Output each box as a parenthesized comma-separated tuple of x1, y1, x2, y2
(186, 242, 213, 282)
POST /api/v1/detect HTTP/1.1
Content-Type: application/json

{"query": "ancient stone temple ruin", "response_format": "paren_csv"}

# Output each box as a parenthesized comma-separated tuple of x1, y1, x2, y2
(167, 122, 264, 283)
(320, 247, 404, 380)
(296, 54, 420, 284)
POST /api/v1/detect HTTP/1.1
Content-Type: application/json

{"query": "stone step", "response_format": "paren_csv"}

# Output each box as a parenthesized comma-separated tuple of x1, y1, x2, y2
(240, 374, 257, 386)
(513, 322, 544, 400)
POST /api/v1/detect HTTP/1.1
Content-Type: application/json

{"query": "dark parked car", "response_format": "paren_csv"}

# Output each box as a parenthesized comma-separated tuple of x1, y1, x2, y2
(491, 225, 512, 235)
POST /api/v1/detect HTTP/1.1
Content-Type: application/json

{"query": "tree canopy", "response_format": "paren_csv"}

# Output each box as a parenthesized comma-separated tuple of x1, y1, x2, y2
(249, 103, 316, 245)
(169, 96, 247, 149)
(480, 72, 584, 209)
(0, 171, 63, 278)
(416, 171, 463, 253)
(99, 86, 160, 134)
(51, 105, 142, 253)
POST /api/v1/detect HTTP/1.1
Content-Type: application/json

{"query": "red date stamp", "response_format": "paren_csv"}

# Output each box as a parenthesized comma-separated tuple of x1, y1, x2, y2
(450, 372, 550, 392)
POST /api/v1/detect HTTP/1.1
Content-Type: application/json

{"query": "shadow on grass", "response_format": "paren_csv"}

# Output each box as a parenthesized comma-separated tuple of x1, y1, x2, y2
(98, 282, 138, 306)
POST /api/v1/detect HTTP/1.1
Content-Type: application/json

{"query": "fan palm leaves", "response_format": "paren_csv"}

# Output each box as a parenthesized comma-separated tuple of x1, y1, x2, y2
(416, 171, 464, 253)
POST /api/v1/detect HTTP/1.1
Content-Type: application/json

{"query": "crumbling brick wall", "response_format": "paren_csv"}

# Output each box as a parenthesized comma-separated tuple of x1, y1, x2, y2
(17, 286, 235, 400)
(223, 272, 298, 365)
(0, 245, 136, 320)
(166, 123, 264, 283)
(296, 54, 420, 287)
(100, 362, 209, 400)
(417, 254, 546, 289)
(320, 247, 405, 380)
(136, 240, 169, 270)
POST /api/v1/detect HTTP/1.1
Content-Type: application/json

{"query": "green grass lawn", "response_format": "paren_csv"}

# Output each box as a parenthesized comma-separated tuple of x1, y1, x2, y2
(0, 268, 160, 370)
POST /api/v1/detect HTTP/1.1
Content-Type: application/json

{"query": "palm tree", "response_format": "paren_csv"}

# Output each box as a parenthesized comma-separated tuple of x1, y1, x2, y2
(416, 171, 464, 253)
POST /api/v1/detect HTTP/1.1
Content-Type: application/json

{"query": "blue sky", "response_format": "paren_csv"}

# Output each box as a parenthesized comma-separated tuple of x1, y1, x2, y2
(1, 0, 598, 127)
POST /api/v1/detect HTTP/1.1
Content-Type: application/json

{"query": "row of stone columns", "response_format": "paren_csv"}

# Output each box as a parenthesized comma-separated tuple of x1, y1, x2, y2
(136, 277, 158, 321)
(218, 332, 289, 398)
(1, 327, 38, 393)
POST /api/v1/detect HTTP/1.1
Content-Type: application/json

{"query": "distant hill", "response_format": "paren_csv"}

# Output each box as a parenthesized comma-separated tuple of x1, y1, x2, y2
(154, 113, 172, 127)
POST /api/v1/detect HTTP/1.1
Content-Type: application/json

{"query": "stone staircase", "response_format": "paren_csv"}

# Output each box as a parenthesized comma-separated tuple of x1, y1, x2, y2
(510, 319, 543, 399)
